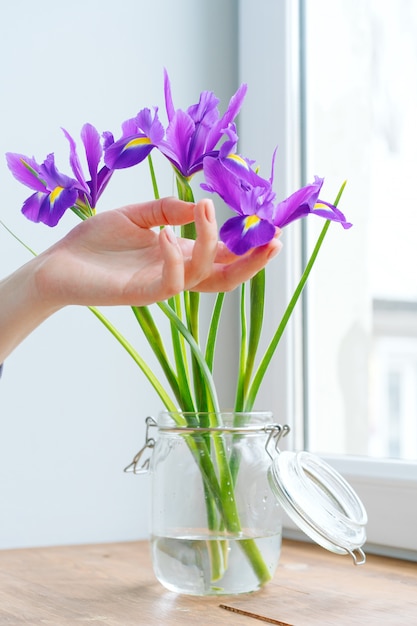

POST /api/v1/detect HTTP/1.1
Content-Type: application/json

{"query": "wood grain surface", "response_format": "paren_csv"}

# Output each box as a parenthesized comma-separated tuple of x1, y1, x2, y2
(0, 539, 415, 625)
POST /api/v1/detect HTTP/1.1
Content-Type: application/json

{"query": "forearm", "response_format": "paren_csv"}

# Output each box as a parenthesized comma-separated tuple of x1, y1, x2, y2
(0, 257, 62, 363)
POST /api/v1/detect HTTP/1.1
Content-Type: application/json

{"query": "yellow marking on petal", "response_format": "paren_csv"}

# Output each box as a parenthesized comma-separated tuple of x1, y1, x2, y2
(124, 136, 151, 150)
(50, 186, 64, 205)
(244, 214, 261, 231)
(314, 202, 327, 209)
(227, 153, 250, 169)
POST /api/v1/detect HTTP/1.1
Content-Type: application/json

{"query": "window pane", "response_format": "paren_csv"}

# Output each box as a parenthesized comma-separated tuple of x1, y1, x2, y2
(303, 0, 417, 460)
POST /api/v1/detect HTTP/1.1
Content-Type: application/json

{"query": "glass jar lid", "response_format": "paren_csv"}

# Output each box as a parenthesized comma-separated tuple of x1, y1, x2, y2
(268, 450, 367, 565)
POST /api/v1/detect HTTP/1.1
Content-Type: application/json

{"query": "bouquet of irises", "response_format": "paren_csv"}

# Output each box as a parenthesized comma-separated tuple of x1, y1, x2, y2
(6, 70, 351, 589)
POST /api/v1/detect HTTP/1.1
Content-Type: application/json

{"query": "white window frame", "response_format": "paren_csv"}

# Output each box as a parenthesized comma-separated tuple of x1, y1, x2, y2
(238, 0, 417, 560)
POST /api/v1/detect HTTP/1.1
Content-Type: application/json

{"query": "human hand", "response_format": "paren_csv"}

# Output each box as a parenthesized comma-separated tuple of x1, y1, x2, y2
(34, 197, 282, 308)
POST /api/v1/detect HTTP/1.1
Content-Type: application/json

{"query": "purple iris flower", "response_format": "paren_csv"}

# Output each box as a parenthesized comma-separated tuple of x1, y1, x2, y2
(63, 122, 113, 210)
(104, 108, 164, 170)
(6, 152, 80, 227)
(6, 123, 113, 227)
(202, 153, 352, 255)
(159, 69, 248, 178)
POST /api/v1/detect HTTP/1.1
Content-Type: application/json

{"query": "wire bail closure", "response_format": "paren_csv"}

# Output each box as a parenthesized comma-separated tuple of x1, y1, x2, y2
(123, 416, 157, 474)
(124, 419, 290, 475)
(265, 423, 291, 459)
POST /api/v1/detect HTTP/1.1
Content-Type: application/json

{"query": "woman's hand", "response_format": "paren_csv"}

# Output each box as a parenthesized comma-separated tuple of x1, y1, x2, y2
(0, 197, 282, 363)
(34, 197, 282, 308)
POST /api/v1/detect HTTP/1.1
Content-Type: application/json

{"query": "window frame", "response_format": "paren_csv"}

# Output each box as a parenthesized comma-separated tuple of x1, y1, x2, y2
(238, 0, 417, 560)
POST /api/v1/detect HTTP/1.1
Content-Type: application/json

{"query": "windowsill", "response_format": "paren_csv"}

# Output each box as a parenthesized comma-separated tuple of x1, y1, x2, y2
(0, 538, 415, 624)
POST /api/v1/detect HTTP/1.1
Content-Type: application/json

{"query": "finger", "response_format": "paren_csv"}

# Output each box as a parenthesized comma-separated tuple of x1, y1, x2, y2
(212, 228, 283, 264)
(177, 237, 237, 265)
(153, 226, 186, 300)
(121, 197, 196, 230)
(184, 199, 219, 289)
(192, 237, 283, 293)
(181, 227, 283, 266)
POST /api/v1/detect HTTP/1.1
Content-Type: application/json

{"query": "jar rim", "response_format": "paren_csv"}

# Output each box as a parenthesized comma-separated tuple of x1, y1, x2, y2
(157, 410, 275, 430)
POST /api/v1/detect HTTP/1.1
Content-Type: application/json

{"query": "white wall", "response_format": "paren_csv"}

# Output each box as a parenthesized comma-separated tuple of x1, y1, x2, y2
(0, 0, 240, 549)
(0, 0, 295, 550)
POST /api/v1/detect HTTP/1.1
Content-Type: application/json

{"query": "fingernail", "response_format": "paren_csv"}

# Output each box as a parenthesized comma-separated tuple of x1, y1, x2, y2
(164, 225, 177, 244)
(203, 199, 216, 223)
(268, 240, 283, 259)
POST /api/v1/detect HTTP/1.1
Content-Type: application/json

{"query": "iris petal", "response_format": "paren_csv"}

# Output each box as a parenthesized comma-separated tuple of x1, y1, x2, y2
(5, 153, 46, 192)
(135, 108, 165, 144)
(21, 186, 77, 226)
(21, 192, 46, 222)
(38, 153, 77, 190)
(273, 178, 352, 229)
(312, 201, 353, 228)
(104, 108, 162, 170)
(161, 109, 195, 173)
(273, 199, 311, 228)
(104, 135, 153, 169)
(163, 68, 175, 122)
(160, 70, 247, 178)
(202, 156, 245, 214)
(62, 128, 90, 195)
(81, 123, 102, 182)
(208, 83, 247, 152)
(220, 215, 276, 255)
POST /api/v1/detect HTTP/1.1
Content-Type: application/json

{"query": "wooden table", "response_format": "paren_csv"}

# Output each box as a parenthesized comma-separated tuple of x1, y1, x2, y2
(0, 539, 416, 625)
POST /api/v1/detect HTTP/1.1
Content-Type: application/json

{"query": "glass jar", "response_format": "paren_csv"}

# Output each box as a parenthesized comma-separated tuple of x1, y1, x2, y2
(125, 410, 367, 596)
(149, 411, 283, 595)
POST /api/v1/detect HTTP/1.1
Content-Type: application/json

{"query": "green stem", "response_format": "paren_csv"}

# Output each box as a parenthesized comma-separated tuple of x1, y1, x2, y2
(245, 220, 331, 411)
(185, 290, 207, 410)
(245, 181, 347, 410)
(157, 301, 220, 413)
(234, 283, 248, 412)
(131, 305, 185, 407)
(88, 306, 177, 411)
(238, 539, 272, 584)
(205, 292, 225, 373)
(175, 172, 206, 409)
(165, 169, 273, 583)
(186, 428, 272, 585)
(245, 270, 265, 395)
(147, 154, 160, 199)
(156, 295, 271, 582)
(0, 220, 37, 256)
(168, 295, 196, 411)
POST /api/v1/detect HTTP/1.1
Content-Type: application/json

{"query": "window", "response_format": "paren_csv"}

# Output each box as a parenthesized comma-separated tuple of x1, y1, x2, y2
(237, 0, 417, 560)
(300, 0, 417, 558)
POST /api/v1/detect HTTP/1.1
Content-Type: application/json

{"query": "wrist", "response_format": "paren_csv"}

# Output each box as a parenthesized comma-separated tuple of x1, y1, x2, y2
(0, 256, 62, 363)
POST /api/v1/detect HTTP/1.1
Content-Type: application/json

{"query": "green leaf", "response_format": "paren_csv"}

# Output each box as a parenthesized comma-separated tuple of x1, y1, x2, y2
(147, 154, 160, 199)
(157, 300, 220, 414)
(167, 295, 196, 412)
(89, 306, 177, 411)
(244, 269, 265, 397)
(0, 220, 37, 256)
(234, 283, 248, 412)
(131, 305, 183, 405)
(174, 170, 206, 407)
(245, 181, 347, 410)
(205, 292, 225, 372)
